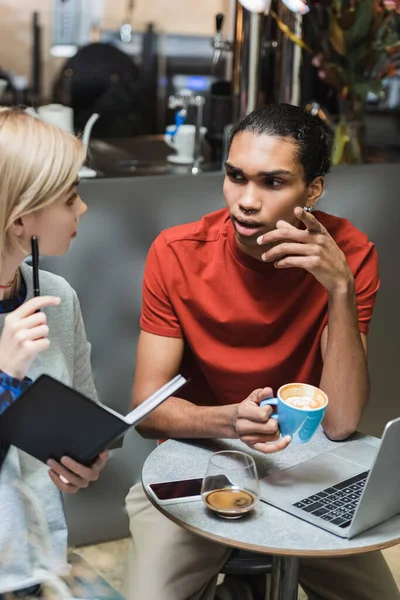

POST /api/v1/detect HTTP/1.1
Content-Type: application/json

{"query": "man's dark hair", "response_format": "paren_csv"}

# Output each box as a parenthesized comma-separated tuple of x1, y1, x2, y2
(228, 103, 333, 185)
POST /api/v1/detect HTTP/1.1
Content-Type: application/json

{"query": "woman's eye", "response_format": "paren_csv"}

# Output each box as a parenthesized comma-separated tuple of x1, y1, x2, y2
(67, 192, 78, 206)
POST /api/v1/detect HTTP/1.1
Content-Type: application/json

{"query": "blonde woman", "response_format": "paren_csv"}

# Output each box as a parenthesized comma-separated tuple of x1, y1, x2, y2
(0, 107, 108, 596)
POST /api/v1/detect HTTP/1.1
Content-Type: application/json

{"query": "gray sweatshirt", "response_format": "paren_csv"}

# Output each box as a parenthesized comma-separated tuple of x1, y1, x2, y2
(0, 262, 97, 593)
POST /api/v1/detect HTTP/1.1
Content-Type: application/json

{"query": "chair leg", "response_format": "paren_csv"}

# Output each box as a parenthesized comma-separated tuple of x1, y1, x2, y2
(265, 574, 271, 600)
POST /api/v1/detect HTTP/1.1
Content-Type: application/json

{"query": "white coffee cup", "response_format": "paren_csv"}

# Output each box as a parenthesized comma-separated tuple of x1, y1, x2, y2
(37, 104, 74, 135)
(164, 124, 207, 164)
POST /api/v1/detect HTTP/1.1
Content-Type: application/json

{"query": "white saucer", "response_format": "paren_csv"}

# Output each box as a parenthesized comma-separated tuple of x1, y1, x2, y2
(167, 155, 204, 165)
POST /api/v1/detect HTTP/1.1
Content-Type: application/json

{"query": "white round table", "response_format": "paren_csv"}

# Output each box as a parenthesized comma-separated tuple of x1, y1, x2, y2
(142, 433, 400, 599)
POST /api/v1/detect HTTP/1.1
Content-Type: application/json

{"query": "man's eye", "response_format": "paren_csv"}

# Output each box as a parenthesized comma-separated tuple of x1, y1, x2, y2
(228, 171, 245, 182)
(265, 178, 283, 188)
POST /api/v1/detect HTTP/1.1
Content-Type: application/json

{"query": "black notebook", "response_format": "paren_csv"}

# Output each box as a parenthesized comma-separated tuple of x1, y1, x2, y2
(0, 374, 186, 466)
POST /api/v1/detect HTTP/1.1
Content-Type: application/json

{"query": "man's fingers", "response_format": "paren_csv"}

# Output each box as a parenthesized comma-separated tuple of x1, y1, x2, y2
(238, 418, 279, 437)
(274, 256, 320, 270)
(239, 402, 274, 424)
(257, 227, 309, 247)
(249, 436, 292, 454)
(256, 210, 325, 247)
(251, 388, 274, 405)
(237, 388, 276, 424)
(262, 242, 320, 263)
(241, 430, 280, 444)
(295, 207, 324, 233)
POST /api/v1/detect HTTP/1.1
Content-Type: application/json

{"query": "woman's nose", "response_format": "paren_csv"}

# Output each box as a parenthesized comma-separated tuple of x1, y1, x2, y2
(77, 196, 88, 217)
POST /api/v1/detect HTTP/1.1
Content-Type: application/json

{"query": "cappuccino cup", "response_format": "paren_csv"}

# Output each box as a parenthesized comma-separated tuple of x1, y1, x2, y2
(260, 383, 328, 444)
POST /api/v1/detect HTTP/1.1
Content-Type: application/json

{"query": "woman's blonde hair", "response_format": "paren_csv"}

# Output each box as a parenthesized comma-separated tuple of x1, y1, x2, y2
(0, 107, 86, 261)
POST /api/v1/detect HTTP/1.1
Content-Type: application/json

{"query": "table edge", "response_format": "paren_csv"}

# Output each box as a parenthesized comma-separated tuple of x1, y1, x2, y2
(143, 484, 400, 558)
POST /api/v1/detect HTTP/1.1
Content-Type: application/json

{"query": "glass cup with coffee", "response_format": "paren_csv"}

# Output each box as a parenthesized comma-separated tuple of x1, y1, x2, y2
(260, 383, 328, 444)
(201, 450, 260, 519)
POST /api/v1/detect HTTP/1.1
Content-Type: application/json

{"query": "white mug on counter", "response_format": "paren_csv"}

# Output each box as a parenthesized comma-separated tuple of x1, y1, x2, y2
(35, 104, 99, 149)
(164, 124, 207, 164)
(37, 104, 74, 134)
(26, 104, 100, 178)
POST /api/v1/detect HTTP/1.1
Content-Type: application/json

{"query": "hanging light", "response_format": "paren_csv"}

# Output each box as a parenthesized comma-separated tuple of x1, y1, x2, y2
(281, 0, 310, 14)
(238, 0, 272, 13)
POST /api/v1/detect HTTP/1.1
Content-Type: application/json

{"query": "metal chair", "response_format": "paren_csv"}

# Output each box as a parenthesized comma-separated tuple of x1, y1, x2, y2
(219, 549, 273, 600)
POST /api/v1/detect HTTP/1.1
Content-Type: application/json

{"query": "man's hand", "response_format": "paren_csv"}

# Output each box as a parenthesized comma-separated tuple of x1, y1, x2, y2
(233, 387, 291, 454)
(257, 207, 354, 296)
(47, 450, 108, 494)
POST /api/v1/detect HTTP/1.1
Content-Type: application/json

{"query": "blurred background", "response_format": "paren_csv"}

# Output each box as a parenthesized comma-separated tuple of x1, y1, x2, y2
(1, 0, 400, 177)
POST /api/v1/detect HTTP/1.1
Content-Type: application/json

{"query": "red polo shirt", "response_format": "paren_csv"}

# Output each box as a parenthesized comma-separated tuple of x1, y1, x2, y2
(140, 209, 379, 406)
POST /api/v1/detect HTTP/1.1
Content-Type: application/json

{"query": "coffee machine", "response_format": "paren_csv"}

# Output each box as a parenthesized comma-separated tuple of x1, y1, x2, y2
(206, 0, 314, 163)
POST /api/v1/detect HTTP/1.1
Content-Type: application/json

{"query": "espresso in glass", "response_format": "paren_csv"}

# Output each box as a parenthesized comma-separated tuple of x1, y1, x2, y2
(201, 451, 260, 519)
(203, 487, 257, 518)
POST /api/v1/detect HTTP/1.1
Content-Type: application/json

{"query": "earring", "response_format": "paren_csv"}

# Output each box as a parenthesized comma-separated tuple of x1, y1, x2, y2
(304, 205, 314, 213)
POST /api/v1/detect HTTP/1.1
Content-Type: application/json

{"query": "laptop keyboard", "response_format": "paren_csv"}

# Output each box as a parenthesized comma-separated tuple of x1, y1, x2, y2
(293, 471, 369, 529)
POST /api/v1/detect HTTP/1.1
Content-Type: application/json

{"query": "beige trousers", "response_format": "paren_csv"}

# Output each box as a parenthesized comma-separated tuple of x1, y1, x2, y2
(125, 483, 400, 600)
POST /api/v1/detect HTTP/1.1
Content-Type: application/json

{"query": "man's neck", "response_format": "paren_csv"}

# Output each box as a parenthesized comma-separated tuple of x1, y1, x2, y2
(235, 236, 265, 262)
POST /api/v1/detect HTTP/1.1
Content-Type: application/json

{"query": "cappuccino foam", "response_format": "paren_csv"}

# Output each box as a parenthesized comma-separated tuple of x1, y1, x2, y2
(284, 395, 325, 410)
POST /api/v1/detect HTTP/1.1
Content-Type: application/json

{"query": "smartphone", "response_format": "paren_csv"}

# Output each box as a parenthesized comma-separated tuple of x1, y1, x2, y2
(147, 477, 203, 505)
(146, 474, 235, 505)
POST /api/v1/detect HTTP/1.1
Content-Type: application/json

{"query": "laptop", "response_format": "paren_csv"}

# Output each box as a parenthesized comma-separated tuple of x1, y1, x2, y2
(259, 417, 400, 539)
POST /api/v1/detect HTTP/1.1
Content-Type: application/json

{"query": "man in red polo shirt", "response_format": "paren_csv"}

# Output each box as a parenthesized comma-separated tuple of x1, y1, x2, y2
(125, 104, 398, 599)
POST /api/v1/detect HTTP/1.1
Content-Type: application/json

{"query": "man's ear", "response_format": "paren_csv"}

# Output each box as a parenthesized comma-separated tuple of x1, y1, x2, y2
(305, 176, 324, 210)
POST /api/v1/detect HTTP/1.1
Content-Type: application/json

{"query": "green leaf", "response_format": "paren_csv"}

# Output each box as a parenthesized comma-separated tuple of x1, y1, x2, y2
(346, 134, 363, 165)
(332, 121, 350, 166)
(330, 15, 347, 56)
(344, 1, 374, 50)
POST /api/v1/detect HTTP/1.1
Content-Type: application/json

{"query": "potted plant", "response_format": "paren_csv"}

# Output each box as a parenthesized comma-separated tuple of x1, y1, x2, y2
(274, 0, 400, 164)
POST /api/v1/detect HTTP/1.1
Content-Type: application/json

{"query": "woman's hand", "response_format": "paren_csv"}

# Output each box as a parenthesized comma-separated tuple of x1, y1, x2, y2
(258, 207, 354, 296)
(47, 450, 109, 494)
(0, 296, 60, 380)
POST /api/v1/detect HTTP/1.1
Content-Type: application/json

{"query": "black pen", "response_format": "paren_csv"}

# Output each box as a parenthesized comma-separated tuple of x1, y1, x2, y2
(31, 236, 40, 308)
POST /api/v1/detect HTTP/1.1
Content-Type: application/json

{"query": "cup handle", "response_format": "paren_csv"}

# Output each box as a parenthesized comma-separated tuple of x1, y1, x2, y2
(260, 397, 279, 420)
(164, 133, 176, 149)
